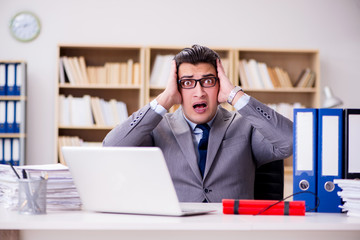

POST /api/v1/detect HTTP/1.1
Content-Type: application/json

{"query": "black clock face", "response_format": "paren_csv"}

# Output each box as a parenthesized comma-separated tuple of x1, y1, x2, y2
(10, 12, 41, 42)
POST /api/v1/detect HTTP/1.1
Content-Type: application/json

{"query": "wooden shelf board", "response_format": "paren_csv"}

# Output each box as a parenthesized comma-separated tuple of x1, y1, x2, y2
(0, 133, 26, 138)
(58, 126, 114, 130)
(59, 83, 141, 90)
(0, 96, 27, 101)
(243, 88, 316, 93)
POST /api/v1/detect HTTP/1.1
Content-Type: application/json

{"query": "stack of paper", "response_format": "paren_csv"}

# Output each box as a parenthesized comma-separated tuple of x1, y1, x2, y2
(334, 179, 360, 217)
(0, 164, 81, 211)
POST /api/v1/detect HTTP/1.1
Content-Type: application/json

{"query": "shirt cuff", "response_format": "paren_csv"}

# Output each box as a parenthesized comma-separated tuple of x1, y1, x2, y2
(150, 99, 167, 117)
(234, 93, 250, 110)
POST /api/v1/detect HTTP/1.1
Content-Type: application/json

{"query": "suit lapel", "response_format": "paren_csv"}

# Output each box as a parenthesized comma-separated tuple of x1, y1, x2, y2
(204, 107, 235, 179)
(167, 108, 203, 182)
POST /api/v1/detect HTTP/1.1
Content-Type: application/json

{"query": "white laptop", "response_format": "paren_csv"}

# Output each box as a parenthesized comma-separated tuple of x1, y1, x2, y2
(62, 146, 215, 216)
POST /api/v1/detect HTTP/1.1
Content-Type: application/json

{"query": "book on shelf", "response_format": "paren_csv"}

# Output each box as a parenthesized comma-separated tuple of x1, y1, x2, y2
(78, 56, 89, 84)
(150, 54, 175, 88)
(58, 136, 82, 165)
(58, 94, 93, 127)
(238, 59, 294, 89)
(258, 62, 274, 89)
(58, 95, 128, 127)
(238, 60, 250, 88)
(90, 96, 106, 126)
(267, 66, 281, 88)
(70, 95, 94, 126)
(70, 57, 86, 84)
(247, 59, 265, 89)
(105, 62, 121, 85)
(127, 59, 133, 85)
(274, 67, 292, 88)
(58, 136, 102, 165)
(61, 56, 77, 85)
(60, 56, 141, 86)
(268, 102, 304, 121)
(87, 66, 107, 85)
(294, 68, 316, 88)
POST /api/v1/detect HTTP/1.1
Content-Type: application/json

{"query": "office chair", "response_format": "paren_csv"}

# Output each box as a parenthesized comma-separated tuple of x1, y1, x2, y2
(254, 159, 284, 200)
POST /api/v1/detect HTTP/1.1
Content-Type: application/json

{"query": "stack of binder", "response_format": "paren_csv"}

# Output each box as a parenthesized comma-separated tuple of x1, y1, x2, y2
(343, 109, 360, 180)
(0, 62, 26, 166)
(0, 139, 20, 166)
(293, 108, 360, 213)
(0, 63, 23, 96)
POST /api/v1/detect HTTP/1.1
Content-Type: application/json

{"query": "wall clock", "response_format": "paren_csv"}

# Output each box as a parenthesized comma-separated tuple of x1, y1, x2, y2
(9, 11, 41, 42)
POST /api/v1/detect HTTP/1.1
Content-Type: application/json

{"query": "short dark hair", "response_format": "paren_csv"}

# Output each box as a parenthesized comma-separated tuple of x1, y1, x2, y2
(174, 45, 220, 74)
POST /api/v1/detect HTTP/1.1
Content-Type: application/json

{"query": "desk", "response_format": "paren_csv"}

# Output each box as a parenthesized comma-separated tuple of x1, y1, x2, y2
(1, 203, 360, 240)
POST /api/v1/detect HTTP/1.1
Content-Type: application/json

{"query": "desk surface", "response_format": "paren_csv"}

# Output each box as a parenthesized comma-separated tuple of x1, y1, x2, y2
(1, 203, 360, 231)
(1, 203, 360, 240)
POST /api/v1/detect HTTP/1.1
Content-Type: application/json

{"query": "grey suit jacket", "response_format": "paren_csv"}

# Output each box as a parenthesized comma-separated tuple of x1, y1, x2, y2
(103, 97, 293, 202)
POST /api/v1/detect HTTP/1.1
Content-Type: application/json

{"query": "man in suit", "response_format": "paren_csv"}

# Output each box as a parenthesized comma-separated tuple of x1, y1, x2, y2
(103, 45, 293, 202)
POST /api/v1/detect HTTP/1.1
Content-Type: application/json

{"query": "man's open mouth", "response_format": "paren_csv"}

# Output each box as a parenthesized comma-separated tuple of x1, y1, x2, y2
(193, 102, 208, 113)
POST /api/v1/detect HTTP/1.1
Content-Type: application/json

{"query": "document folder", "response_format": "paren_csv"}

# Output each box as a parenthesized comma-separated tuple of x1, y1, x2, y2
(6, 101, 15, 133)
(0, 101, 5, 133)
(14, 101, 20, 133)
(0, 64, 5, 95)
(14, 63, 21, 96)
(6, 64, 16, 96)
(4, 138, 12, 165)
(317, 108, 343, 212)
(11, 138, 20, 166)
(344, 109, 360, 179)
(0, 139, 3, 164)
(293, 108, 318, 211)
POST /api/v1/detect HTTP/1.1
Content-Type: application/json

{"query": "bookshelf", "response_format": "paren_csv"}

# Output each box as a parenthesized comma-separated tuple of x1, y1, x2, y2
(55, 45, 145, 163)
(235, 48, 320, 109)
(55, 46, 321, 198)
(0, 61, 26, 166)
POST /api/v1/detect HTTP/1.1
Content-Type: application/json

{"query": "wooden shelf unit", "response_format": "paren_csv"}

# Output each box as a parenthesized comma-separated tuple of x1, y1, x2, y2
(234, 48, 320, 108)
(0, 61, 26, 165)
(55, 45, 145, 163)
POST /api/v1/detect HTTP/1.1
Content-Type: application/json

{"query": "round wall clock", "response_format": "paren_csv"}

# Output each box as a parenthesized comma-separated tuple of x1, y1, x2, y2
(9, 11, 41, 42)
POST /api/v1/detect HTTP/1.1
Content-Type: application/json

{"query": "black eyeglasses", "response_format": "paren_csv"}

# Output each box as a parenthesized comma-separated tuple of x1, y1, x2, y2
(178, 77, 218, 89)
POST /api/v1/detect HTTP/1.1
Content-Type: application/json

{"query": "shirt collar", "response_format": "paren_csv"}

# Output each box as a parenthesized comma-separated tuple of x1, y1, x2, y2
(182, 110, 217, 131)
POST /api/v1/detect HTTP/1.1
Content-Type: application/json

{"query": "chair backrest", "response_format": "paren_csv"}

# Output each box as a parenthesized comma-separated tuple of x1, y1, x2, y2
(254, 160, 284, 200)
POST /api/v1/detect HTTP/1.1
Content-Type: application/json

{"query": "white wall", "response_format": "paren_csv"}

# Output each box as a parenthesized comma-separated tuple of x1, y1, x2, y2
(1, 0, 360, 165)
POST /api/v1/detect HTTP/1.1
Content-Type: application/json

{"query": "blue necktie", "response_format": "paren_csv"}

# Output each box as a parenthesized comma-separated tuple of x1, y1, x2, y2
(196, 124, 210, 178)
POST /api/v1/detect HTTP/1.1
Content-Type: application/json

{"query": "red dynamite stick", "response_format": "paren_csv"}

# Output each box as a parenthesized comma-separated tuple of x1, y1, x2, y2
(222, 199, 305, 216)
(223, 206, 305, 216)
(222, 199, 305, 209)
